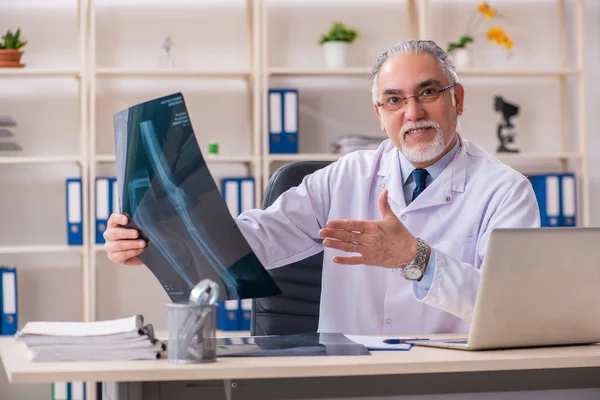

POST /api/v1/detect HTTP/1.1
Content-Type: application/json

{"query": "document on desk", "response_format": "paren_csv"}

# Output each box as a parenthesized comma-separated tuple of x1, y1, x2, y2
(113, 93, 282, 302)
(344, 335, 414, 350)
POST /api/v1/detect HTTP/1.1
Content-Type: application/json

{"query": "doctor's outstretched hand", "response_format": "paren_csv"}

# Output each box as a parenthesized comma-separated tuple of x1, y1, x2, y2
(103, 213, 146, 266)
(318, 190, 421, 269)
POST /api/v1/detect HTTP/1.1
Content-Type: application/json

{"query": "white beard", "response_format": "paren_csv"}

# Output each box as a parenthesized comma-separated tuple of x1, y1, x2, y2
(399, 120, 448, 163)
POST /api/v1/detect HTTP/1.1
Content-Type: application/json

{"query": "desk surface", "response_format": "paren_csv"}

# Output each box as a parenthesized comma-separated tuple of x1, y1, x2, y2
(2, 335, 600, 384)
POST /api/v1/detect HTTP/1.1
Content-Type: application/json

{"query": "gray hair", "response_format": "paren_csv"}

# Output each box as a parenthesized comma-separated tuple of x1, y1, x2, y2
(369, 40, 460, 103)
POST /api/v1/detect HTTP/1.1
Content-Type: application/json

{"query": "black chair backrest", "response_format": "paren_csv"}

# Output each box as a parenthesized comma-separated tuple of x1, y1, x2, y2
(250, 161, 332, 336)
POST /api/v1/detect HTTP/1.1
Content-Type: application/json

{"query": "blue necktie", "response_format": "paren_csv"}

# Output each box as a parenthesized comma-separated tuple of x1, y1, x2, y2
(411, 169, 429, 201)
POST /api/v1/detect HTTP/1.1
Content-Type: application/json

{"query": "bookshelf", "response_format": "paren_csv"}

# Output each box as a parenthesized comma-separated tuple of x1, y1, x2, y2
(0, 1, 590, 399)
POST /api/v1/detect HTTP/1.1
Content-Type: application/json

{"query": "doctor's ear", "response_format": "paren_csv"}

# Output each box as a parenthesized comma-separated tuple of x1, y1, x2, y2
(373, 102, 386, 132)
(454, 83, 465, 116)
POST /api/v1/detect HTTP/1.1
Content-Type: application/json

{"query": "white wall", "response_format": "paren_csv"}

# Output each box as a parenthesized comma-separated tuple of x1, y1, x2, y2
(1, 0, 599, 399)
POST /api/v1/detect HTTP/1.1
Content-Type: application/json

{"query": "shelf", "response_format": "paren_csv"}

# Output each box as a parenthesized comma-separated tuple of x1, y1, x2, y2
(456, 68, 581, 78)
(0, 68, 81, 78)
(268, 67, 371, 77)
(267, 68, 581, 79)
(267, 152, 581, 164)
(0, 156, 82, 165)
(0, 245, 83, 255)
(95, 67, 253, 79)
(267, 153, 342, 163)
(95, 154, 256, 163)
(495, 152, 582, 162)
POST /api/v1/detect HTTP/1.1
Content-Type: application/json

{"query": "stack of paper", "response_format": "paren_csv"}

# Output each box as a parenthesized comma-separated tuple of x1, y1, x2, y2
(332, 134, 387, 155)
(15, 315, 165, 362)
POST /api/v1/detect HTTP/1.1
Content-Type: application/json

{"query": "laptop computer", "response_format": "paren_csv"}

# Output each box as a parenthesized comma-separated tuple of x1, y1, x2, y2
(406, 227, 600, 351)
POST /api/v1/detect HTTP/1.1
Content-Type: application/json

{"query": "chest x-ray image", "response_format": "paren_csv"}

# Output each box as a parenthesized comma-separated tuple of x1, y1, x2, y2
(113, 92, 281, 302)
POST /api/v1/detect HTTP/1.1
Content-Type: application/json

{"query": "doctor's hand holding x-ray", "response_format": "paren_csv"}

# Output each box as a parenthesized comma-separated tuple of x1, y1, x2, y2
(104, 214, 145, 266)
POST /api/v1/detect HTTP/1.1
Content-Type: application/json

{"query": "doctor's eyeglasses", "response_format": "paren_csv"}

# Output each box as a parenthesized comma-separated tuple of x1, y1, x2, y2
(376, 82, 457, 112)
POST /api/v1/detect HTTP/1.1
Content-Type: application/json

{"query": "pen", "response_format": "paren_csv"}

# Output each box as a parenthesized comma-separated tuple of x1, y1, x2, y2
(383, 338, 429, 344)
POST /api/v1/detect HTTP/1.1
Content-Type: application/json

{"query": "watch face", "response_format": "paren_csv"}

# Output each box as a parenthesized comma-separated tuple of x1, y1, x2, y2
(403, 266, 422, 280)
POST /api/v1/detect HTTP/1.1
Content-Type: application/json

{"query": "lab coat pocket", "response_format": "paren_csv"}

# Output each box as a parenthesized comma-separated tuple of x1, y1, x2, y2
(432, 237, 476, 265)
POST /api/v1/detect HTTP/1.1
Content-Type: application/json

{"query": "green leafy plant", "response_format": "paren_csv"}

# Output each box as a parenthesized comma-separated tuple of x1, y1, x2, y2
(0, 28, 28, 50)
(319, 22, 359, 45)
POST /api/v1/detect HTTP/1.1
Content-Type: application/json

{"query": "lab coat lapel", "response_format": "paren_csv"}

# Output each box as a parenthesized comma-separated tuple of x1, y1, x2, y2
(406, 142, 467, 213)
(377, 148, 407, 211)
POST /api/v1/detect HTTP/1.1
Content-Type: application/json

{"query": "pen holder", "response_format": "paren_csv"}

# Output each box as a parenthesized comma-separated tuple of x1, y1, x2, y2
(166, 302, 217, 364)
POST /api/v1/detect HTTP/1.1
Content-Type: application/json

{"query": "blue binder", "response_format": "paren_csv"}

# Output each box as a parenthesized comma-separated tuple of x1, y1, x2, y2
(559, 174, 576, 227)
(240, 299, 252, 331)
(217, 300, 241, 331)
(269, 89, 298, 154)
(528, 173, 576, 227)
(65, 178, 83, 245)
(0, 266, 18, 335)
(221, 177, 255, 217)
(218, 177, 256, 330)
(95, 177, 110, 244)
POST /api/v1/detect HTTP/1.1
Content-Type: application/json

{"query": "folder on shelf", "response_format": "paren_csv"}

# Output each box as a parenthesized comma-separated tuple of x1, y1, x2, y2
(218, 300, 240, 331)
(95, 177, 110, 244)
(560, 174, 577, 227)
(52, 382, 69, 400)
(220, 177, 255, 217)
(528, 173, 577, 227)
(52, 382, 85, 400)
(283, 89, 299, 154)
(218, 177, 256, 330)
(269, 89, 299, 154)
(240, 298, 252, 331)
(0, 266, 18, 336)
(268, 90, 283, 153)
(65, 178, 83, 245)
(111, 176, 120, 214)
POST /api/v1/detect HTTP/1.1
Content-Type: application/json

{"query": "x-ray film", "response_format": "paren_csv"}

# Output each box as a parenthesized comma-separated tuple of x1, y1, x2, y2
(113, 92, 282, 302)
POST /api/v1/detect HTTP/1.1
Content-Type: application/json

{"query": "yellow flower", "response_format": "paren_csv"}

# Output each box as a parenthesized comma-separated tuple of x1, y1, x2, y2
(487, 27, 504, 43)
(484, 8, 496, 18)
(478, 2, 491, 13)
(478, 2, 496, 19)
(503, 35, 513, 49)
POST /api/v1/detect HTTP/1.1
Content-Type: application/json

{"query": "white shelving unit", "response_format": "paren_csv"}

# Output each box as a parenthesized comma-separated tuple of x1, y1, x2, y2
(418, 0, 589, 226)
(0, 1, 589, 399)
(0, 1, 90, 261)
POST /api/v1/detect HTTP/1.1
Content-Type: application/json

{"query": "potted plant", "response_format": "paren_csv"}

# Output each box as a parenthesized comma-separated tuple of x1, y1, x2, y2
(0, 28, 27, 68)
(318, 21, 359, 69)
(446, 2, 513, 68)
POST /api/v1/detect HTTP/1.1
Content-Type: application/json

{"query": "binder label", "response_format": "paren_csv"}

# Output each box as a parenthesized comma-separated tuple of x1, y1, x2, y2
(2, 271, 16, 314)
(68, 181, 82, 223)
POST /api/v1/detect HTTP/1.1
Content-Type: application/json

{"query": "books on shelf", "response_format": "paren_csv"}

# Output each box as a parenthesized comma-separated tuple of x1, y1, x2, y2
(15, 315, 165, 362)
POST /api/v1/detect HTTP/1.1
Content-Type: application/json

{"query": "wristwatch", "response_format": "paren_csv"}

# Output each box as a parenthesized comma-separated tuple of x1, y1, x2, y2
(401, 238, 430, 281)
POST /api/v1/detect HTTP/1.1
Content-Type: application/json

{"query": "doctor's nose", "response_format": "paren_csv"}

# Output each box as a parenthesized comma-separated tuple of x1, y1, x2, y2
(404, 97, 425, 122)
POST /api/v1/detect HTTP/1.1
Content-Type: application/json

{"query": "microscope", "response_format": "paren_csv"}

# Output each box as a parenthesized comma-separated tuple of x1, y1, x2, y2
(494, 96, 520, 153)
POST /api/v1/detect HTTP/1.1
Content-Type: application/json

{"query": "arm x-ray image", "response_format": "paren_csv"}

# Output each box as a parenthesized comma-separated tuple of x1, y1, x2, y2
(113, 92, 281, 302)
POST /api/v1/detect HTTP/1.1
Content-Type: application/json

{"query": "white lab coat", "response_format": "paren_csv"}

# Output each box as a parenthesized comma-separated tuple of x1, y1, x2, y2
(237, 138, 540, 334)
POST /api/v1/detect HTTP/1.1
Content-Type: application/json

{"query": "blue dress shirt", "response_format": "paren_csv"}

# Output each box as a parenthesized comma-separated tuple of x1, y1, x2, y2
(398, 138, 461, 296)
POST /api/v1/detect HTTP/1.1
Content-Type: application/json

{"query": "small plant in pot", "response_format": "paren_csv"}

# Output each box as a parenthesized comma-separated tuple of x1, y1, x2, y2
(0, 28, 27, 68)
(318, 21, 359, 69)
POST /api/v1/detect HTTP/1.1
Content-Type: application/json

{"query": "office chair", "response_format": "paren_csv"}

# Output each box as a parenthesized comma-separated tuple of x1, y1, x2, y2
(250, 160, 332, 336)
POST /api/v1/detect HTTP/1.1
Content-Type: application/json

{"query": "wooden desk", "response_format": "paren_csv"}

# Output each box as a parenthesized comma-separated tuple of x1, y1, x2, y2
(2, 336, 600, 400)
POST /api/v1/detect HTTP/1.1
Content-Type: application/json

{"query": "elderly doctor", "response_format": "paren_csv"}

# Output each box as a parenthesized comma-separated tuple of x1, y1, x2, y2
(103, 39, 540, 335)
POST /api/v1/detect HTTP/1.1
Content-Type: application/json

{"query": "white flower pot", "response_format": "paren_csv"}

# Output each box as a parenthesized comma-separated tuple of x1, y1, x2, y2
(451, 48, 472, 68)
(323, 41, 349, 68)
